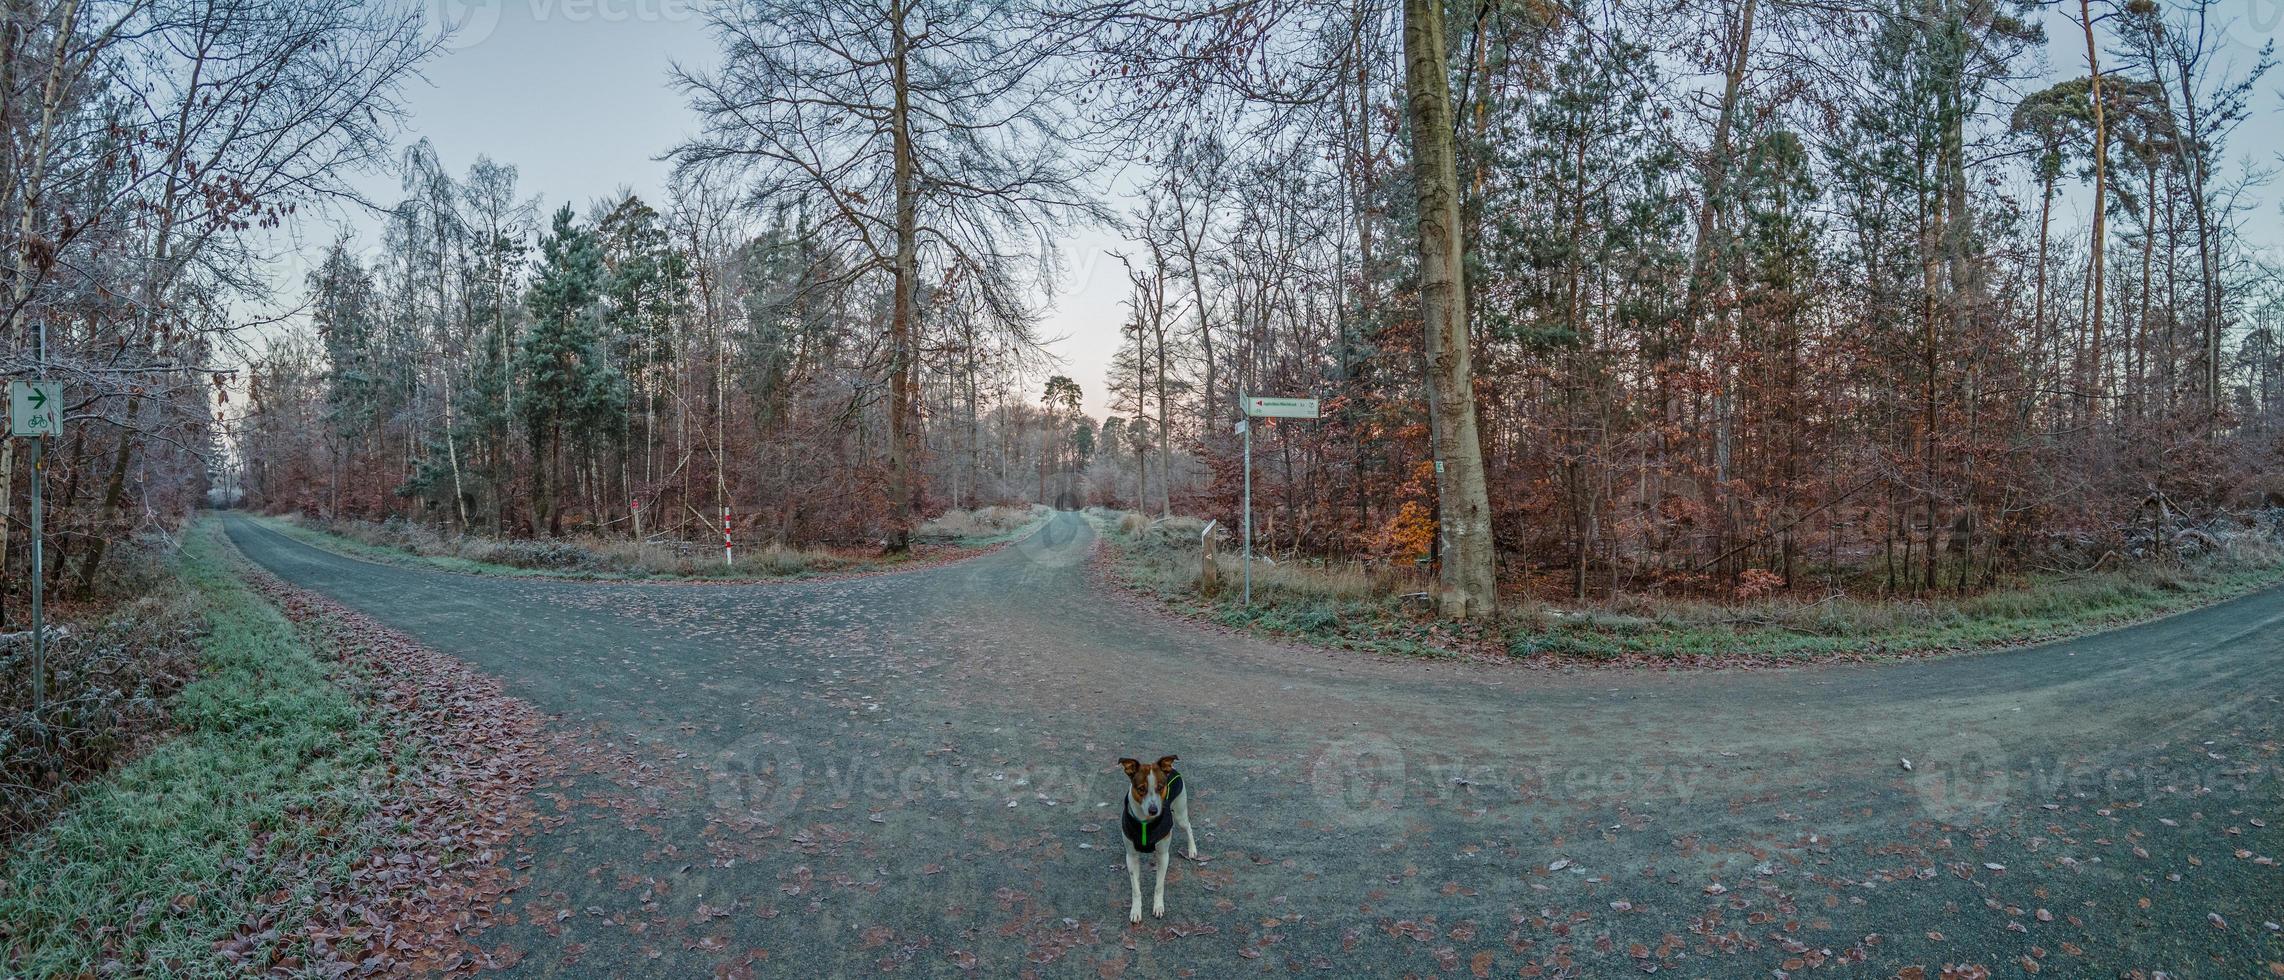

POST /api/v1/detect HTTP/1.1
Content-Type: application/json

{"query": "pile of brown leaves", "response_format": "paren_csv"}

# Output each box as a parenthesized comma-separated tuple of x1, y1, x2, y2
(216, 575, 568, 975)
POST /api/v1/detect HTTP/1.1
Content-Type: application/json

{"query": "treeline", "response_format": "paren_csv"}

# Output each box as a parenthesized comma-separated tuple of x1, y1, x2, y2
(240, 165, 1094, 545)
(1102, 0, 2284, 602)
(1, 0, 433, 611)
(252, 0, 2284, 602)
(23, 0, 2280, 617)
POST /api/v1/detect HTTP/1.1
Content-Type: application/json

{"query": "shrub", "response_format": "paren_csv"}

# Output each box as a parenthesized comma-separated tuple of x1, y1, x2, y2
(0, 538, 205, 842)
(476, 539, 599, 571)
(1152, 516, 1208, 546)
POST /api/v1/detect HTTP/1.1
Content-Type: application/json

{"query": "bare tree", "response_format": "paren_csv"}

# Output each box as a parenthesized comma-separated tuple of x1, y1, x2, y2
(2, 0, 433, 597)
(674, 0, 1104, 550)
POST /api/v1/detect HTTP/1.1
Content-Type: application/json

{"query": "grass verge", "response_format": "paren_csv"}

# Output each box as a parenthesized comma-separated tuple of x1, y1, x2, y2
(1, 539, 203, 842)
(0, 521, 394, 974)
(1091, 509, 1468, 658)
(1091, 509, 2284, 664)
(253, 505, 1047, 582)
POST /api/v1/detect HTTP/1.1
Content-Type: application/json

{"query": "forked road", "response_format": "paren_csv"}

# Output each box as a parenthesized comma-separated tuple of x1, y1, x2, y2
(224, 513, 2284, 977)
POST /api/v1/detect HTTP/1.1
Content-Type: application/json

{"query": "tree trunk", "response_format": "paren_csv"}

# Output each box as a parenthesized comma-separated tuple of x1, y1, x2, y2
(1402, 0, 1498, 620)
(2080, 0, 2108, 417)
(1151, 271, 1173, 517)
(884, 0, 920, 552)
(74, 392, 139, 597)
(2032, 168, 2054, 397)
(0, 438, 11, 627)
(2174, 63, 2221, 422)
(535, 426, 558, 536)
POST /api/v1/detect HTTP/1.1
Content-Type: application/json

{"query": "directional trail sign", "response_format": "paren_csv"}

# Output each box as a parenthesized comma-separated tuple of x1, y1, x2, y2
(13, 379, 61, 722)
(10, 381, 60, 438)
(1244, 396, 1319, 419)
(1237, 394, 1321, 607)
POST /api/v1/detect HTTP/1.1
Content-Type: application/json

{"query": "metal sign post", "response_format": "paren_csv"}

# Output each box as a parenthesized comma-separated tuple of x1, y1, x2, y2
(12, 380, 61, 722)
(1236, 416, 1251, 606)
(28, 435, 40, 720)
(1238, 395, 1321, 607)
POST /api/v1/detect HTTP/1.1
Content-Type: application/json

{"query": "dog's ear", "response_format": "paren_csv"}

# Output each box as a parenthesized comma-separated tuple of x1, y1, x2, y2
(1155, 754, 1179, 769)
(1117, 757, 1140, 775)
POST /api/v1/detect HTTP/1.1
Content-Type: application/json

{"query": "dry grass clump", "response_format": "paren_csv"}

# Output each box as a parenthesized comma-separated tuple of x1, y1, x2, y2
(1100, 507, 1419, 602)
(1240, 559, 1412, 602)
(1093, 506, 2284, 662)
(919, 505, 1041, 539)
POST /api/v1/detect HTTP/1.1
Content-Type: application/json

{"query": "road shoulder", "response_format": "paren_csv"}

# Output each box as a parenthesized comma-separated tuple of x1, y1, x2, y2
(1086, 510, 2284, 670)
(243, 509, 1050, 586)
(0, 520, 563, 974)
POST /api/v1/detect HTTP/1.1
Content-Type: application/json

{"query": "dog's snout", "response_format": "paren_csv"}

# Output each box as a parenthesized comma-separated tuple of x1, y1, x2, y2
(1144, 800, 1162, 818)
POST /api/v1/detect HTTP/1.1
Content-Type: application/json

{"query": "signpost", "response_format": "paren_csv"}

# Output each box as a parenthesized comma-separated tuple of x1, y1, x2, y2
(1238, 394, 1320, 606)
(11, 383, 59, 438)
(10, 380, 60, 722)
(1243, 396, 1319, 419)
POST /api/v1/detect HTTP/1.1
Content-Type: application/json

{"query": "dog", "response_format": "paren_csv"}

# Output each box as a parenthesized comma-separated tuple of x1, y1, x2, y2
(1116, 754, 1198, 924)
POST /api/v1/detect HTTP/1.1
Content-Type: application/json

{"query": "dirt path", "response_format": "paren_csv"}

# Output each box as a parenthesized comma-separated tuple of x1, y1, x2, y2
(222, 513, 2284, 977)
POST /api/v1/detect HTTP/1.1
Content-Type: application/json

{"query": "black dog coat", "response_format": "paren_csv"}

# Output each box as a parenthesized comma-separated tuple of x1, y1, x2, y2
(1119, 770, 1184, 853)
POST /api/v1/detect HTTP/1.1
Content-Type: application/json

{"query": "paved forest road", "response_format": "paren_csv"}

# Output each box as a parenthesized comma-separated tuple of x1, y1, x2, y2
(223, 514, 2284, 978)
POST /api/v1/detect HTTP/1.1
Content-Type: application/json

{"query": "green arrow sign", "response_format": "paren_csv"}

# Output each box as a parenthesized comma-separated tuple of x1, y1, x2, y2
(11, 381, 62, 438)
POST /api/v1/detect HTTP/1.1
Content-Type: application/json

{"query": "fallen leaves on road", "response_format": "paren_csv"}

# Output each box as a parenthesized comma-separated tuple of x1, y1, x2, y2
(214, 572, 571, 975)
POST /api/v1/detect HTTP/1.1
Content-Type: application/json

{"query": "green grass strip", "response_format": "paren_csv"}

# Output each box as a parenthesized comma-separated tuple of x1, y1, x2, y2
(0, 520, 388, 976)
(1501, 562, 2284, 661)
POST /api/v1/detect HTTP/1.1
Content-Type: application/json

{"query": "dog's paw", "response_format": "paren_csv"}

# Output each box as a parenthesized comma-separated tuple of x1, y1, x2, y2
(1185, 847, 1200, 861)
(1151, 899, 1164, 919)
(1128, 906, 1143, 925)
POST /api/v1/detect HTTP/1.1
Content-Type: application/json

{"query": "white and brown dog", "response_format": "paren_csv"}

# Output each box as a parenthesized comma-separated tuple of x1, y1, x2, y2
(1116, 754, 1198, 924)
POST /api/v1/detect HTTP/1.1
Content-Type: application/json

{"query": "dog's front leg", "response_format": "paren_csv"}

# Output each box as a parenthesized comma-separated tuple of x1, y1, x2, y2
(1173, 792, 1198, 860)
(1126, 849, 1144, 924)
(1151, 849, 1168, 919)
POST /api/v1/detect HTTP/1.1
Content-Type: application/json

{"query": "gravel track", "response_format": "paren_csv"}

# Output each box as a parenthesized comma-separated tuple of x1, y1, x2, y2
(223, 512, 2284, 978)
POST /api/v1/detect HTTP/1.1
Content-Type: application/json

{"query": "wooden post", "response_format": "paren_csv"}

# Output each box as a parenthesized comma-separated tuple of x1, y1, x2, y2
(1198, 519, 1222, 597)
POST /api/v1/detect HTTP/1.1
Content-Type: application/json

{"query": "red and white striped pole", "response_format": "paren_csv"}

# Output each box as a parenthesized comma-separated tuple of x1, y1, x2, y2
(722, 504, 734, 567)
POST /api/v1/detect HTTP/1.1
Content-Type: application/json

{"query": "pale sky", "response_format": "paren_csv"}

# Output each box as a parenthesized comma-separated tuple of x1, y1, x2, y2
(308, 0, 2283, 419)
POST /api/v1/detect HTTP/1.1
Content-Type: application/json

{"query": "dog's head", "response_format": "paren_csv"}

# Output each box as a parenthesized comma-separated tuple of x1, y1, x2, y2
(1117, 755, 1179, 820)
